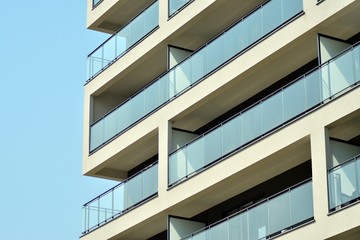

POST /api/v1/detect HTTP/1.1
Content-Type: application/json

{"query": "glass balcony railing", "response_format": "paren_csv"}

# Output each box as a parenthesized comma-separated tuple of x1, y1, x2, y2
(89, 0, 303, 152)
(169, 42, 360, 186)
(93, 0, 103, 8)
(87, 1, 159, 81)
(169, 0, 192, 16)
(182, 180, 313, 240)
(82, 163, 158, 234)
(328, 154, 360, 211)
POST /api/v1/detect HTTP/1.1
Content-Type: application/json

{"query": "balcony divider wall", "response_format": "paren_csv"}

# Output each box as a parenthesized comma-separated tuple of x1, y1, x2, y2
(89, 0, 303, 152)
(328, 154, 360, 211)
(169, 42, 360, 186)
(82, 162, 158, 234)
(182, 180, 313, 240)
(87, 1, 159, 81)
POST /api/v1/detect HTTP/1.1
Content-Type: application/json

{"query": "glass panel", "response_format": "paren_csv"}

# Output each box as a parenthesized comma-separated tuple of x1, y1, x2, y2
(320, 64, 331, 100)
(130, 91, 145, 123)
(241, 104, 262, 145)
(356, 159, 360, 199)
(269, 192, 290, 235)
(222, 116, 241, 156)
(241, 8, 262, 49)
(169, 0, 191, 16)
(305, 70, 322, 108)
(354, 46, 360, 81)
(262, 0, 282, 35)
(113, 184, 125, 213)
(290, 181, 313, 224)
(145, 2, 159, 31)
(115, 30, 128, 57)
(204, 127, 223, 165)
(88, 47, 103, 79)
(190, 48, 206, 83)
(187, 138, 205, 175)
(175, 59, 192, 94)
(99, 191, 113, 222)
(328, 50, 355, 96)
(87, 201, 99, 230)
(117, 100, 131, 133)
(282, 0, 303, 21)
(104, 110, 118, 143)
(248, 202, 269, 240)
(224, 23, 243, 60)
(192, 231, 207, 240)
(229, 212, 248, 240)
(261, 91, 283, 133)
(329, 161, 357, 209)
(206, 34, 225, 75)
(103, 37, 116, 64)
(208, 220, 228, 240)
(145, 80, 160, 114)
(283, 80, 306, 121)
(128, 15, 145, 47)
(124, 174, 142, 209)
(90, 121, 104, 151)
(169, 149, 187, 185)
(142, 164, 158, 199)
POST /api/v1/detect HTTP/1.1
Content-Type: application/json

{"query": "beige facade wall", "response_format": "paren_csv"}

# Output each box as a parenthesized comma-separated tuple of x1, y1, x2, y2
(82, 0, 360, 239)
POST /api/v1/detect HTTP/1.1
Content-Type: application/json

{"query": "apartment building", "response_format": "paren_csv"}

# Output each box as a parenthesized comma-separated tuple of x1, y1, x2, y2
(81, 0, 360, 239)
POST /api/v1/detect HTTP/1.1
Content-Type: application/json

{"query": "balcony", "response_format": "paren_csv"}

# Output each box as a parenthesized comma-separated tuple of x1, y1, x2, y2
(87, 1, 159, 81)
(82, 162, 158, 234)
(182, 180, 313, 240)
(169, 0, 192, 17)
(328, 154, 360, 211)
(169, 42, 360, 186)
(89, 0, 303, 153)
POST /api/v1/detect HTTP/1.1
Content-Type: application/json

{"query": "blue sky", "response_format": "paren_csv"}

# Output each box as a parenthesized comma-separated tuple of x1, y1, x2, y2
(0, 1, 117, 239)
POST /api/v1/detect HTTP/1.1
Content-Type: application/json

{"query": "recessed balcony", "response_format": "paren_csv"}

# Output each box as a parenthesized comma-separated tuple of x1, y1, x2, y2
(169, 42, 360, 186)
(181, 180, 313, 240)
(328, 154, 360, 212)
(87, 1, 159, 81)
(88, 0, 303, 153)
(82, 162, 158, 235)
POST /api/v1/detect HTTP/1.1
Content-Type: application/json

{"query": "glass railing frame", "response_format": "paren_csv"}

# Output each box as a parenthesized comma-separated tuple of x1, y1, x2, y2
(181, 179, 314, 240)
(328, 153, 360, 212)
(92, 0, 104, 9)
(82, 161, 158, 235)
(86, 0, 159, 83)
(88, 0, 305, 154)
(168, 0, 194, 18)
(169, 41, 360, 186)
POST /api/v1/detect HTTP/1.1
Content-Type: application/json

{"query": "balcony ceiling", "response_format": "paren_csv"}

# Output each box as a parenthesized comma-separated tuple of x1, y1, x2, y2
(91, 0, 150, 33)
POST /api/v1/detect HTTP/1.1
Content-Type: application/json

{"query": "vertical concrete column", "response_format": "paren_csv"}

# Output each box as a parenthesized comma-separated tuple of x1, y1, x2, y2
(83, 91, 92, 158)
(310, 127, 330, 224)
(158, 119, 172, 195)
(158, 0, 169, 27)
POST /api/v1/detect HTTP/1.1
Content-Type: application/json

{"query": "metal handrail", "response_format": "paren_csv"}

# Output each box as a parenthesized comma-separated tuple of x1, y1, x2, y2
(170, 41, 360, 155)
(182, 178, 313, 239)
(89, 0, 304, 129)
(328, 153, 360, 172)
(83, 161, 158, 206)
